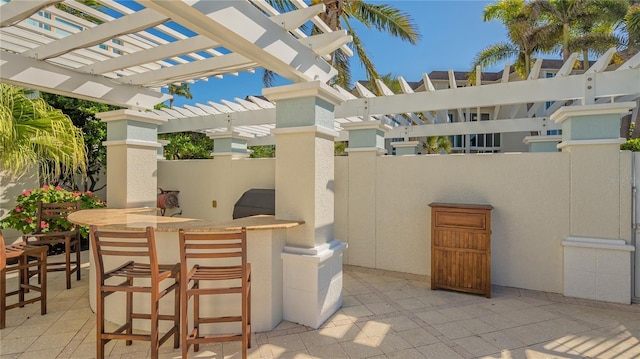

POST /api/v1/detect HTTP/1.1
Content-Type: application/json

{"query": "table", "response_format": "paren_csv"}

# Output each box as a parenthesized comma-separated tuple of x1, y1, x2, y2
(68, 208, 304, 333)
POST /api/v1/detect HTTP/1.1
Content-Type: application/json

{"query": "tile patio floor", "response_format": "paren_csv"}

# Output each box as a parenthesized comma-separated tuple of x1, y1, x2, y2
(1, 251, 639, 359)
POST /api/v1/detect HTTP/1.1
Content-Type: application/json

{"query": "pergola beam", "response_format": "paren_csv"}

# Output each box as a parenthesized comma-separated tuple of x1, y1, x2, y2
(140, 0, 340, 83)
(22, 9, 168, 60)
(335, 68, 640, 119)
(0, 0, 63, 27)
(387, 117, 553, 138)
(0, 51, 170, 109)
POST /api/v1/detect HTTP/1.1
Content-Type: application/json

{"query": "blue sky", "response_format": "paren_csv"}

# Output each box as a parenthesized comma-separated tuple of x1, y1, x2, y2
(169, 1, 521, 108)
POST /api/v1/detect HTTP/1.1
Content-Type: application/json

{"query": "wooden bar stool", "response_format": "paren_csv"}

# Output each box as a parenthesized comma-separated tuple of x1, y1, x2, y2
(90, 226, 180, 359)
(24, 201, 81, 289)
(1, 231, 47, 329)
(178, 228, 251, 358)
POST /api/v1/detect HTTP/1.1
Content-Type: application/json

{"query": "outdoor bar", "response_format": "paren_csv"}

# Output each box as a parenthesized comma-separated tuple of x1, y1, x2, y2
(68, 208, 304, 333)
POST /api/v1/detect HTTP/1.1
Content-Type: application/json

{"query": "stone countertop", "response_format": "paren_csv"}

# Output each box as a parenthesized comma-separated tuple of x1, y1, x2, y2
(68, 208, 304, 232)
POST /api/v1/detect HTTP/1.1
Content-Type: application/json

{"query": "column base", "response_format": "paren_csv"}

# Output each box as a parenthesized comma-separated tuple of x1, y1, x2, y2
(282, 239, 347, 328)
(562, 236, 635, 304)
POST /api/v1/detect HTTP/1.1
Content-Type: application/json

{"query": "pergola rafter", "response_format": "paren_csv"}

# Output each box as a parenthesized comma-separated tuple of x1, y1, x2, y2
(0, 0, 350, 108)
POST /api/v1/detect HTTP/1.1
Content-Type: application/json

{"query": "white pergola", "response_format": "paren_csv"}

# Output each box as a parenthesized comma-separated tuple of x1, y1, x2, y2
(2, 1, 639, 147)
(0, 0, 351, 108)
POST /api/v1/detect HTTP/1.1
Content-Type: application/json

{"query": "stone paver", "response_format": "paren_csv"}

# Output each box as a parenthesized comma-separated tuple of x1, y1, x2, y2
(1, 252, 639, 358)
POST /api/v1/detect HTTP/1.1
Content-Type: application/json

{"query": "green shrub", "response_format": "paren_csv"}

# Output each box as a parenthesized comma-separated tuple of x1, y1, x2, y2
(621, 138, 640, 152)
(0, 185, 106, 239)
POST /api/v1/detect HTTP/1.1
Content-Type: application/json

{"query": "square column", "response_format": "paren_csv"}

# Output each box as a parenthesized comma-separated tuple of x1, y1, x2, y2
(97, 109, 167, 208)
(523, 135, 561, 152)
(342, 121, 389, 267)
(392, 140, 421, 155)
(264, 81, 347, 328)
(209, 131, 253, 159)
(551, 102, 636, 303)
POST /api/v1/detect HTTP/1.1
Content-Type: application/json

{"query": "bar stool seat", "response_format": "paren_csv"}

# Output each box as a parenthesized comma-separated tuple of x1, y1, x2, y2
(1, 232, 47, 329)
(90, 226, 180, 359)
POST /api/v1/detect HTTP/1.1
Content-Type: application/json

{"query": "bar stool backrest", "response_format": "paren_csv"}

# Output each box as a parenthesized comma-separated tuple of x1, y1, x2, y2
(178, 228, 247, 270)
(36, 201, 81, 233)
(90, 226, 160, 285)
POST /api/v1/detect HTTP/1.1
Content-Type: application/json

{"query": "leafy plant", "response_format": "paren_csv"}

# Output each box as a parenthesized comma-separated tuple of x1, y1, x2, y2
(621, 138, 640, 151)
(0, 185, 106, 239)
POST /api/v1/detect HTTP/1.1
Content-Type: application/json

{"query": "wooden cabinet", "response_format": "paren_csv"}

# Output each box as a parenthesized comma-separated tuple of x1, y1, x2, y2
(429, 203, 492, 298)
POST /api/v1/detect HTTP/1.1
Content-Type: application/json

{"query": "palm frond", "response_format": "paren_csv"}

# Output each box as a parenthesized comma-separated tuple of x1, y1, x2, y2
(347, 1, 421, 44)
(343, 16, 379, 82)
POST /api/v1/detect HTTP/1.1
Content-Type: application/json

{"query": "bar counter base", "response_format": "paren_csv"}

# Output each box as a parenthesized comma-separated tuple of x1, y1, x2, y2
(282, 239, 347, 329)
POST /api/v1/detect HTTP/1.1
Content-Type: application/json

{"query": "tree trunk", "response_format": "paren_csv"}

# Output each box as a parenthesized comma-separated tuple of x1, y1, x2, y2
(621, 114, 632, 139)
(582, 49, 589, 70)
(563, 23, 570, 61)
(631, 100, 640, 138)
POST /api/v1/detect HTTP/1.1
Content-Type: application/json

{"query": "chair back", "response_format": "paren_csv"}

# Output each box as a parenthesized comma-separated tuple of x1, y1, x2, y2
(89, 226, 160, 284)
(36, 201, 81, 233)
(178, 228, 247, 270)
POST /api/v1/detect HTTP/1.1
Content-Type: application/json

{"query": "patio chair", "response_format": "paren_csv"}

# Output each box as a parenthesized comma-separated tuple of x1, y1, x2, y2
(23, 201, 81, 289)
(178, 228, 251, 359)
(90, 226, 180, 359)
(1, 231, 47, 329)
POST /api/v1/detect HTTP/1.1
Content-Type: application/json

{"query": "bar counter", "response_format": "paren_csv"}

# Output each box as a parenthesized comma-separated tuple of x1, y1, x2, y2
(69, 208, 304, 333)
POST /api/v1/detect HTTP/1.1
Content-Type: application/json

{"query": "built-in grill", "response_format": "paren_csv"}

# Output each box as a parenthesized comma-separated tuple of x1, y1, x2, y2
(233, 189, 275, 219)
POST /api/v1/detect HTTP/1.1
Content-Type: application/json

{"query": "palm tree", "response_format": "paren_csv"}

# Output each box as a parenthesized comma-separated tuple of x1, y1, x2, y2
(470, 0, 556, 81)
(167, 84, 192, 108)
(0, 84, 86, 180)
(268, 0, 421, 88)
(526, 0, 628, 69)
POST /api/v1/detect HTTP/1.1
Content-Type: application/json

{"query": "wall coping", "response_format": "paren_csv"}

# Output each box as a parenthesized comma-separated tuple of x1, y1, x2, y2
(551, 102, 636, 124)
(562, 236, 635, 251)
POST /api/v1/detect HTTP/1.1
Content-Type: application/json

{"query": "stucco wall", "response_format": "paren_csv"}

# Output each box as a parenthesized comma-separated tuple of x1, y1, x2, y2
(0, 169, 39, 242)
(157, 158, 275, 221)
(371, 153, 570, 293)
(156, 150, 632, 295)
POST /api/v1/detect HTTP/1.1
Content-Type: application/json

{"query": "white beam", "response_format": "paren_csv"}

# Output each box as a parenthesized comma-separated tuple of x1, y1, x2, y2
(556, 52, 580, 77)
(0, 0, 63, 27)
(22, 9, 168, 60)
(586, 47, 617, 74)
(158, 108, 276, 134)
(493, 62, 511, 119)
(421, 73, 436, 92)
(270, 4, 325, 31)
(387, 117, 548, 138)
(140, 0, 339, 83)
(300, 30, 351, 56)
(335, 68, 640, 118)
(120, 53, 254, 86)
(79, 36, 219, 75)
(619, 52, 640, 70)
(0, 51, 170, 109)
(527, 58, 543, 80)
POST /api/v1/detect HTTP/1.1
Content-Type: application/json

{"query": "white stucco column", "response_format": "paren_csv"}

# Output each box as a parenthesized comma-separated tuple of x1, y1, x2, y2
(97, 109, 167, 208)
(263, 81, 347, 329)
(392, 140, 421, 155)
(342, 121, 389, 267)
(523, 135, 561, 152)
(209, 130, 252, 159)
(552, 102, 635, 304)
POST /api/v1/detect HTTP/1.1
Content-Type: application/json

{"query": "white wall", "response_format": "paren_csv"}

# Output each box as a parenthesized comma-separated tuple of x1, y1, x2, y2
(157, 158, 275, 221)
(0, 169, 39, 242)
(156, 150, 632, 295)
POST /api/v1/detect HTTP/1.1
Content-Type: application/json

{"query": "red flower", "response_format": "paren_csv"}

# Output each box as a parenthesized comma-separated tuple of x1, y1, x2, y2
(55, 185, 62, 190)
(22, 190, 31, 196)
(42, 185, 50, 190)
(26, 218, 33, 224)
(40, 221, 48, 229)
(87, 190, 93, 195)
(14, 207, 21, 213)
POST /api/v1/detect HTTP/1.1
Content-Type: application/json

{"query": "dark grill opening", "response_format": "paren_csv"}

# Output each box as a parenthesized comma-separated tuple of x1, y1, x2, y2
(233, 189, 275, 219)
